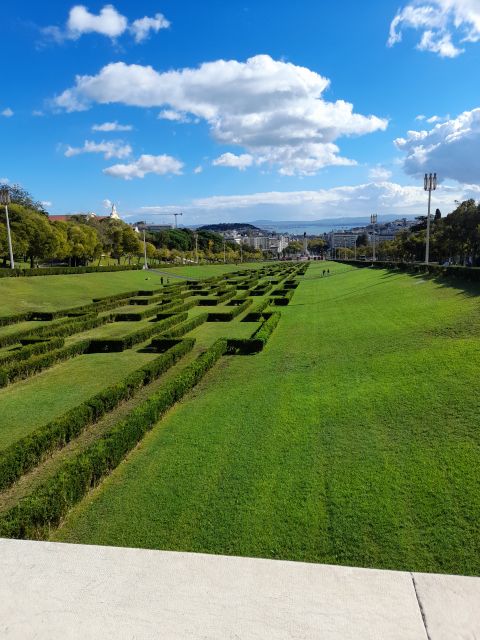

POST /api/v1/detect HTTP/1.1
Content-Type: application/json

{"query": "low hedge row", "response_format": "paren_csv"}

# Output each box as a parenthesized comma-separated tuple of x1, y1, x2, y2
(338, 259, 480, 282)
(0, 265, 142, 278)
(0, 340, 91, 388)
(242, 298, 270, 321)
(207, 298, 252, 322)
(0, 339, 195, 492)
(0, 338, 226, 539)
(0, 337, 65, 367)
(269, 290, 294, 306)
(159, 312, 208, 338)
(113, 304, 161, 322)
(0, 312, 31, 327)
(158, 299, 197, 315)
(226, 311, 281, 354)
(88, 312, 187, 352)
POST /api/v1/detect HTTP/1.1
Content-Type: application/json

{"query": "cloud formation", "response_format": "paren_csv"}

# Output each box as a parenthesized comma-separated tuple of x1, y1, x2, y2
(132, 181, 480, 223)
(54, 55, 387, 175)
(368, 166, 393, 180)
(103, 154, 183, 179)
(43, 4, 169, 44)
(395, 107, 480, 182)
(64, 139, 132, 159)
(92, 121, 132, 132)
(388, 0, 480, 57)
(212, 153, 254, 170)
(1, 108, 14, 117)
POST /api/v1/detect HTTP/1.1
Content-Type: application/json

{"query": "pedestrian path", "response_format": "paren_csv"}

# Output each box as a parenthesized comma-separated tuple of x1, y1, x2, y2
(1, 538, 478, 639)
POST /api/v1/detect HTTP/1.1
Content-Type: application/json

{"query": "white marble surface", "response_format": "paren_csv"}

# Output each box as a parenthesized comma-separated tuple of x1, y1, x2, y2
(1, 538, 478, 639)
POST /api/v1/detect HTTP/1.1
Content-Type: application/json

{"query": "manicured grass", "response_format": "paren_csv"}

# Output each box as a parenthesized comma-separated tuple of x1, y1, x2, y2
(53, 262, 480, 575)
(0, 348, 157, 451)
(0, 264, 263, 316)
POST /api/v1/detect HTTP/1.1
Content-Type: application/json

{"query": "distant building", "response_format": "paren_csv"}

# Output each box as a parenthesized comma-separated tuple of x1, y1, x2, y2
(329, 232, 358, 249)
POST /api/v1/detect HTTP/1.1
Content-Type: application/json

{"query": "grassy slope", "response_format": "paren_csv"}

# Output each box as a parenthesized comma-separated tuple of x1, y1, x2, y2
(54, 262, 480, 575)
(0, 263, 262, 316)
(0, 348, 157, 450)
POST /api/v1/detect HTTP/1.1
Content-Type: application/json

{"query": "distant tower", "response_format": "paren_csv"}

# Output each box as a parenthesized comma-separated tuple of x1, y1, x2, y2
(110, 203, 120, 220)
(303, 232, 308, 256)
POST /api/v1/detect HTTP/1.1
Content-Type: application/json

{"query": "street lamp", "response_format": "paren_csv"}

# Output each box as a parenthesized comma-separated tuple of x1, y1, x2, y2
(142, 228, 148, 270)
(424, 173, 437, 265)
(370, 214, 377, 261)
(0, 187, 15, 269)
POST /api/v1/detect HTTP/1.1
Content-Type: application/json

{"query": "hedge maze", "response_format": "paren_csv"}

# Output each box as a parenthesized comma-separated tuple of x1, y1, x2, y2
(0, 261, 308, 539)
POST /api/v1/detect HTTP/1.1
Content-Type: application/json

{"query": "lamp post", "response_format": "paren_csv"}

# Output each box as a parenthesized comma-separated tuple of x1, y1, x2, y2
(194, 233, 199, 264)
(424, 173, 437, 265)
(370, 214, 377, 261)
(0, 187, 14, 269)
(142, 228, 148, 270)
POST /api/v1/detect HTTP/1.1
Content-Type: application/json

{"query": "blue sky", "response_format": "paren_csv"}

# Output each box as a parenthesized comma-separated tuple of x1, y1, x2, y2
(1, 0, 480, 224)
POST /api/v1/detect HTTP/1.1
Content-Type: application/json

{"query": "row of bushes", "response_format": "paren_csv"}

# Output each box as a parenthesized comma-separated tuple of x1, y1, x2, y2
(207, 298, 252, 322)
(0, 337, 65, 367)
(0, 338, 227, 539)
(88, 313, 187, 352)
(0, 340, 90, 388)
(0, 265, 142, 278)
(227, 311, 281, 354)
(0, 339, 195, 492)
(338, 259, 480, 282)
(0, 313, 102, 348)
(242, 298, 271, 321)
(158, 313, 208, 338)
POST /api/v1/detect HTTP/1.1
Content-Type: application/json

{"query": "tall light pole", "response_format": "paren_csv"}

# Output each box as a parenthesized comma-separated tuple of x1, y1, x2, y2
(194, 233, 199, 264)
(370, 214, 377, 261)
(0, 187, 14, 269)
(424, 173, 437, 265)
(142, 228, 148, 270)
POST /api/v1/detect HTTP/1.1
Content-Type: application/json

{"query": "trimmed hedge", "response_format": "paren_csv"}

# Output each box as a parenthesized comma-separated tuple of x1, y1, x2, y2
(0, 339, 195, 493)
(207, 298, 252, 322)
(241, 298, 270, 321)
(0, 265, 142, 278)
(0, 337, 65, 367)
(338, 259, 480, 282)
(0, 312, 31, 328)
(88, 313, 187, 352)
(227, 311, 281, 354)
(159, 313, 208, 338)
(0, 340, 91, 388)
(0, 339, 227, 539)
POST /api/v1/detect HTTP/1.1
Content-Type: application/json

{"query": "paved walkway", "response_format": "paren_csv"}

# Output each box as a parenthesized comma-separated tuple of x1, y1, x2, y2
(1, 538, 479, 639)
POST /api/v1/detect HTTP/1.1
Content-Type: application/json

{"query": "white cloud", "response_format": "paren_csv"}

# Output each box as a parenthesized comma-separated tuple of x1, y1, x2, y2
(395, 107, 480, 182)
(0, 177, 10, 184)
(158, 109, 191, 123)
(103, 154, 183, 180)
(43, 4, 169, 45)
(212, 152, 254, 170)
(194, 165, 203, 174)
(92, 121, 133, 132)
(388, 0, 480, 57)
(64, 139, 132, 159)
(130, 13, 170, 43)
(32, 110, 44, 117)
(53, 55, 388, 175)
(132, 181, 480, 223)
(1, 108, 14, 117)
(41, 201, 53, 208)
(103, 198, 113, 209)
(369, 166, 393, 180)
(67, 4, 127, 38)
(416, 114, 426, 121)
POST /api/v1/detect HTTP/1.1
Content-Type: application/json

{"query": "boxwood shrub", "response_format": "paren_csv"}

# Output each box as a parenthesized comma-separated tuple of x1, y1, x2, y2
(0, 338, 227, 539)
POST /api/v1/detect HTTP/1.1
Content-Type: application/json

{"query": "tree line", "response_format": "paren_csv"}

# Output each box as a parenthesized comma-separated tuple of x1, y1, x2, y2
(0, 184, 263, 268)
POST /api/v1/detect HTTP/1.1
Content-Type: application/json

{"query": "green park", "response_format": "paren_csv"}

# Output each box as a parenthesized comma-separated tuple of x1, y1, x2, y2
(1, 256, 479, 576)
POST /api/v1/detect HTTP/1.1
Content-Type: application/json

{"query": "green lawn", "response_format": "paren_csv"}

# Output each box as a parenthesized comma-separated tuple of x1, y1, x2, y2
(0, 348, 157, 451)
(53, 262, 480, 575)
(0, 263, 264, 316)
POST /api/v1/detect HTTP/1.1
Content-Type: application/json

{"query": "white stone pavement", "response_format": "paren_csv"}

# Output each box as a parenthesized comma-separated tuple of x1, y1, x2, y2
(1, 538, 479, 639)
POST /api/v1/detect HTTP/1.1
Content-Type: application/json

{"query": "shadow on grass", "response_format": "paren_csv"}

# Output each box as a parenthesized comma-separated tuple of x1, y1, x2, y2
(378, 268, 480, 298)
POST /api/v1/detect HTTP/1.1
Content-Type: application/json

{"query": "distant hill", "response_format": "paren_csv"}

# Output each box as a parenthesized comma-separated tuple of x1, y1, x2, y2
(197, 222, 263, 233)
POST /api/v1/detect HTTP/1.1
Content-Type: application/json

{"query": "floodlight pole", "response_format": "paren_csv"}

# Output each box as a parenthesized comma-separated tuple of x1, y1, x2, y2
(370, 214, 377, 261)
(0, 187, 14, 269)
(424, 173, 437, 265)
(142, 228, 148, 270)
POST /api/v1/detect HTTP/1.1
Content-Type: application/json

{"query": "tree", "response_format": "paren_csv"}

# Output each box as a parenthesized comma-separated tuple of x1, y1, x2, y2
(0, 183, 47, 214)
(356, 232, 369, 247)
